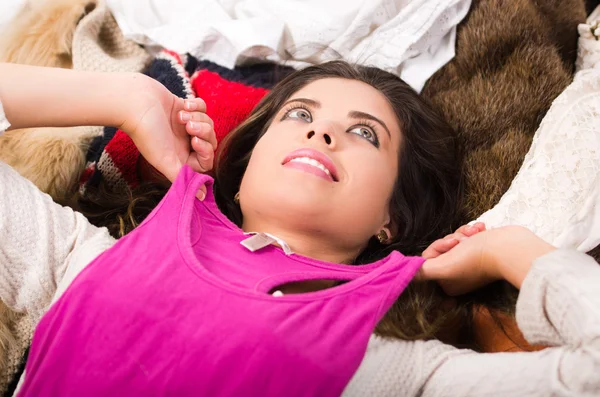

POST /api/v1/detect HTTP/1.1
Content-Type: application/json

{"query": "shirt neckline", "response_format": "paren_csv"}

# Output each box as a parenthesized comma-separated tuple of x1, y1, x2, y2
(176, 171, 404, 302)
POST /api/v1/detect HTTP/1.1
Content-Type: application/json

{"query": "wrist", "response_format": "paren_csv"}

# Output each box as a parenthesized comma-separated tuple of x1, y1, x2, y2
(491, 226, 555, 289)
(114, 73, 161, 133)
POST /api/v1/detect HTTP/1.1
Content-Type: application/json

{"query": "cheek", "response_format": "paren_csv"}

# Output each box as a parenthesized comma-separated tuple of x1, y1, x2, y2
(347, 151, 397, 196)
(240, 130, 288, 196)
(334, 151, 397, 225)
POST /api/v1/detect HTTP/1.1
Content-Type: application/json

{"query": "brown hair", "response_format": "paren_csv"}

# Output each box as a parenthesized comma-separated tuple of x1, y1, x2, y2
(78, 61, 467, 343)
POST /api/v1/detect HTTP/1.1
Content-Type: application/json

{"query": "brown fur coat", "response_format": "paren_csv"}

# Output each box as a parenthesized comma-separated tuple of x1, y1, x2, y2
(423, 0, 587, 222)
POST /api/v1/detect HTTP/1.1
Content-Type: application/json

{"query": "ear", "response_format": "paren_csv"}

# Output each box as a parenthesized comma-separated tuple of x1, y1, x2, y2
(380, 213, 394, 241)
(378, 226, 393, 244)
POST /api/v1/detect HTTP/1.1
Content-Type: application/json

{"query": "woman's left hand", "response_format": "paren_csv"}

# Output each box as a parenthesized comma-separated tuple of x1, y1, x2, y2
(418, 226, 555, 295)
(119, 76, 217, 185)
(422, 222, 486, 259)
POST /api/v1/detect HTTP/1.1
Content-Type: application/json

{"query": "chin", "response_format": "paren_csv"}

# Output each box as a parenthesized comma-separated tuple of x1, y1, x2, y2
(261, 183, 333, 220)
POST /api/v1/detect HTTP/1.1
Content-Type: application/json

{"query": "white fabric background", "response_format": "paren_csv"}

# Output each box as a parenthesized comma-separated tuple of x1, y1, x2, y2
(106, 0, 471, 92)
(0, 0, 25, 34)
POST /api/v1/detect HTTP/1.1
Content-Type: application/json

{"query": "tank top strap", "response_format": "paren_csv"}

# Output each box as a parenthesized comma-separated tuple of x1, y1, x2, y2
(177, 165, 214, 202)
(137, 166, 213, 228)
(370, 254, 425, 323)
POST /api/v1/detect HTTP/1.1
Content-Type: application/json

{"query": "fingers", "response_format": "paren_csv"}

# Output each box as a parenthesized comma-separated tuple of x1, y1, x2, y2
(422, 222, 488, 260)
(179, 111, 217, 150)
(184, 98, 206, 113)
(179, 111, 213, 129)
(196, 185, 207, 201)
(422, 237, 459, 259)
(190, 136, 214, 172)
(464, 222, 486, 236)
(416, 255, 451, 282)
(454, 222, 484, 240)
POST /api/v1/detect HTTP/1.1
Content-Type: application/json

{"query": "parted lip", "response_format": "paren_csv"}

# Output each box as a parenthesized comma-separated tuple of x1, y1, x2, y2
(282, 148, 339, 182)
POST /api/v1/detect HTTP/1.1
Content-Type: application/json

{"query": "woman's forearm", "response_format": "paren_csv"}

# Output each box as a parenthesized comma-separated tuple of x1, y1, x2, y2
(490, 226, 556, 290)
(0, 63, 151, 130)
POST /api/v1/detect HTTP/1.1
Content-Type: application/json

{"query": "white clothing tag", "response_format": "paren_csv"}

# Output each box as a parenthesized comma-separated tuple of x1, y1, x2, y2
(240, 232, 294, 255)
(240, 233, 276, 252)
(272, 290, 284, 297)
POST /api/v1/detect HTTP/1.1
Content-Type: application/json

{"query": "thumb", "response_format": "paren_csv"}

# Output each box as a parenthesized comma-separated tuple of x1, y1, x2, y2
(418, 254, 452, 281)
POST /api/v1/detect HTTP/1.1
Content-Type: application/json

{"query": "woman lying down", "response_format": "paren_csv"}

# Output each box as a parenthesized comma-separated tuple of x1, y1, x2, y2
(0, 57, 599, 397)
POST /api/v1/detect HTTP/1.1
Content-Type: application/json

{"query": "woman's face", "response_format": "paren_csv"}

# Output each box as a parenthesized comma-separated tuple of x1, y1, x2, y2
(240, 78, 402, 254)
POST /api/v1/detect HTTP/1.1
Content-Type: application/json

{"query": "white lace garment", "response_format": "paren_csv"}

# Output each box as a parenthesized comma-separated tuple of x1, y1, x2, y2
(476, 12, 600, 252)
(105, 0, 471, 92)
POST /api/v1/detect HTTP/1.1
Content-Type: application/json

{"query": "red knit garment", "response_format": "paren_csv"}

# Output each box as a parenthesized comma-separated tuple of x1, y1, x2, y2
(80, 51, 280, 191)
(191, 69, 269, 143)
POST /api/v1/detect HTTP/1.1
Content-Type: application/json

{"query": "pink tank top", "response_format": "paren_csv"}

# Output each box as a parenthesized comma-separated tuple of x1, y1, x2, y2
(20, 166, 424, 397)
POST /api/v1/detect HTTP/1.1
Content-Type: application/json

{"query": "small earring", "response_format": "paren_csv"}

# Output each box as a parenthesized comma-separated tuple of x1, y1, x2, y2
(377, 230, 389, 244)
(234, 192, 240, 204)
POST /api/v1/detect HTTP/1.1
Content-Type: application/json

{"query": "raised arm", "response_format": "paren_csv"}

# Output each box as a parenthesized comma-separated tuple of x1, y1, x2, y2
(0, 63, 216, 182)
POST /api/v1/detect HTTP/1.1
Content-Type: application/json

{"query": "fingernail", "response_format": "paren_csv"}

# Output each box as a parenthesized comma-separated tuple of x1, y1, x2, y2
(465, 225, 473, 232)
(189, 121, 200, 130)
(185, 100, 197, 111)
(197, 190, 206, 201)
(180, 112, 191, 122)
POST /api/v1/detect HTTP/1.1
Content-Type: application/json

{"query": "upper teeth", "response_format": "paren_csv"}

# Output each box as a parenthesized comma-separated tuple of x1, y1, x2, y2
(289, 157, 331, 177)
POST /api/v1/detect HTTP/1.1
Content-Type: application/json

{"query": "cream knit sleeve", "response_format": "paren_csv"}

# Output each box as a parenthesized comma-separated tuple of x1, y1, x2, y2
(0, 161, 115, 323)
(345, 250, 600, 396)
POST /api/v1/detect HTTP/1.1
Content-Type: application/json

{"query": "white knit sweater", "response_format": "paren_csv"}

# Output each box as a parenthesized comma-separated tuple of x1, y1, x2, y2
(2, 110, 600, 396)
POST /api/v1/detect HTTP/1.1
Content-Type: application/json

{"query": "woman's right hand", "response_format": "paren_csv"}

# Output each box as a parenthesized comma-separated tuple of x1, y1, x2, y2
(419, 226, 556, 296)
(119, 75, 216, 185)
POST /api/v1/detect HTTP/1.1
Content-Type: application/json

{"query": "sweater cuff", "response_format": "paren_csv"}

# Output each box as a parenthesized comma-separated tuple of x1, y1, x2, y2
(516, 249, 600, 346)
(0, 98, 10, 135)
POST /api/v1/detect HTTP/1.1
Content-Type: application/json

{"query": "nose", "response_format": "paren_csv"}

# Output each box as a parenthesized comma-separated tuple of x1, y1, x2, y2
(306, 120, 337, 147)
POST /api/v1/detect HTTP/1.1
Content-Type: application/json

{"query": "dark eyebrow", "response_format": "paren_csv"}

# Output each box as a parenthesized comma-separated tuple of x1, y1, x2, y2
(348, 110, 391, 139)
(281, 98, 321, 109)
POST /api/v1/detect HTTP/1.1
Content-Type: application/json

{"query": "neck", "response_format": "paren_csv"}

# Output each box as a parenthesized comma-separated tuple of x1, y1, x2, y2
(241, 220, 360, 264)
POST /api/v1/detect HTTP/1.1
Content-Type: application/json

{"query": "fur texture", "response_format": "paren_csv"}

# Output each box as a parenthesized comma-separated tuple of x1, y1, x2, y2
(422, 0, 586, 222)
(0, 0, 96, 68)
(0, 126, 97, 202)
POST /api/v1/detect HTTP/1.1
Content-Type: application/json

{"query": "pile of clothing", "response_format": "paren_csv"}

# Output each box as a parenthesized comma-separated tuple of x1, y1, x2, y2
(81, 51, 293, 193)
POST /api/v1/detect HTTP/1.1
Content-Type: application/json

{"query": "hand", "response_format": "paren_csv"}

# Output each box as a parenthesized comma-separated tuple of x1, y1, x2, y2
(119, 76, 217, 197)
(422, 222, 486, 259)
(419, 226, 555, 296)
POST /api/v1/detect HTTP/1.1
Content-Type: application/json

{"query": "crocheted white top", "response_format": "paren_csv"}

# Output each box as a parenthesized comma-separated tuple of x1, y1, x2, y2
(475, 12, 600, 252)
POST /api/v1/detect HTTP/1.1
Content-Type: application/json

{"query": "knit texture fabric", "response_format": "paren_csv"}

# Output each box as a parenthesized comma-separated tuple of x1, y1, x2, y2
(72, 1, 152, 74)
(80, 51, 294, 193)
